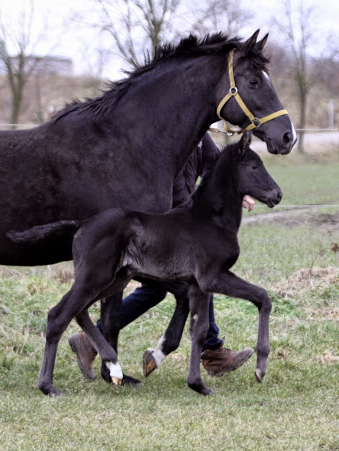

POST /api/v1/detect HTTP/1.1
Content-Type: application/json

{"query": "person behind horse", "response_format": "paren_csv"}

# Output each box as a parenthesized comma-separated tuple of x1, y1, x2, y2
(68, 133, 255, 379)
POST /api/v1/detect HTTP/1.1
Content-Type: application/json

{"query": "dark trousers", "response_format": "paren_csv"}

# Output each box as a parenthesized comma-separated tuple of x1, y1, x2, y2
(98, 283, 222, 351)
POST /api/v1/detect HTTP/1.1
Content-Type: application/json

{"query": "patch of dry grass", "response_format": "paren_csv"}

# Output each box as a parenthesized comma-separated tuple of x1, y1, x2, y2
(274, 266, 339, 297)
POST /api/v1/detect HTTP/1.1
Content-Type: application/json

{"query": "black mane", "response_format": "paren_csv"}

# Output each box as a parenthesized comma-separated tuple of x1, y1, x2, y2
(52, 32, 269, 123)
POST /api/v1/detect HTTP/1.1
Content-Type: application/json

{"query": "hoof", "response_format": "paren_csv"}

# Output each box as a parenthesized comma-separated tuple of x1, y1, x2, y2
(202, 387, 214, 396)
(188, 380, 213, 396)
(112, 376, 123, 386)
(255, 368, 265, 383)
(123, 374, 143, 386)
(38, 382, 62, 397)
(143, 350, 158, 377)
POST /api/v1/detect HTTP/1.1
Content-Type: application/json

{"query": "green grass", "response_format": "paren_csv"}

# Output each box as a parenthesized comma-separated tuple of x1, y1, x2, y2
(263, 161, 339, 207)
(0, 158, 339, 451)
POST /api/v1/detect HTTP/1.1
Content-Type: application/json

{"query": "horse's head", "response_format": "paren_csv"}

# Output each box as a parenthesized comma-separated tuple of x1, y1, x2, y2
(217, 30, 297, 155)
(236, 133, 282, 208)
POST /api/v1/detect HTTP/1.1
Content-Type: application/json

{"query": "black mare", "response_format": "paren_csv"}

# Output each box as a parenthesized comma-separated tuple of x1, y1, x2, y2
(0, 30, 296, 388)
(10, 133, 282, 396)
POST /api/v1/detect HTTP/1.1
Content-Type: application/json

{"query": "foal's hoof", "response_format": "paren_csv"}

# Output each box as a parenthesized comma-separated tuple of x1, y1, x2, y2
(202, 387, 214, 396)
(188, 382, 214, 396)
(112, 377, 123, 386)
(123, 374, 143, 386)
(38, 382, 62, 397)
(143, 350, 158, 377)
(255, 368, 265, 383)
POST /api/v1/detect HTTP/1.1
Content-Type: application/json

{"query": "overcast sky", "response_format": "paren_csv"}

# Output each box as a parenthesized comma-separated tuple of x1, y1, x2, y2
(1, 0, 338, 79)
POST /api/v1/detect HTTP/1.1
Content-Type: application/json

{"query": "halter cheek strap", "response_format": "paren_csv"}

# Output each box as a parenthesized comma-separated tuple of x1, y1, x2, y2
(216, 49, 288, 134)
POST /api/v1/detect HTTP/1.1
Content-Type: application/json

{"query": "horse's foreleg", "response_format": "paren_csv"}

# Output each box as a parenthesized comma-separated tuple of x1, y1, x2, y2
(187, 286, 212, 395)
(143, 292, 190, 377)
(76, 309, 123, 386)
(201, 270, 272, 383)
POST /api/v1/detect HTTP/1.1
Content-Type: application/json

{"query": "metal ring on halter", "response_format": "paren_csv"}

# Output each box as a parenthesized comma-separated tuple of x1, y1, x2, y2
(230, 87, 238, 95)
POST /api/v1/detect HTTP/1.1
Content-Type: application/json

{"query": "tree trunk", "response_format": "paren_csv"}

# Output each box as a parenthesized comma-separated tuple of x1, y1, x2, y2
(10, 90, 23, 128)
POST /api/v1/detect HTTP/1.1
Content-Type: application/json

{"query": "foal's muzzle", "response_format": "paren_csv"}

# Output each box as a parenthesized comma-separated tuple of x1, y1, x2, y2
(266, 188, 282, 208)
(266, 188, 283, 208)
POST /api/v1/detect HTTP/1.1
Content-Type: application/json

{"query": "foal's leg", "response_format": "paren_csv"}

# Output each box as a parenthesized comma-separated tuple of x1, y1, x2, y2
(38, 286, 112, 396)
(201, 270, 272, 383)
(38, 290, 74, 396)
(100, 293, 123, 382)
(187, 286, 212, 395)
(143, 291, 190, 377)
(76, 308, 123, 385)
(100, 293, 142, 385)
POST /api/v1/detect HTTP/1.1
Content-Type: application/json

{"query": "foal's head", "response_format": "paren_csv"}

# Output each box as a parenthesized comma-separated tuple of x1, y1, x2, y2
(234, 132, 282, 208)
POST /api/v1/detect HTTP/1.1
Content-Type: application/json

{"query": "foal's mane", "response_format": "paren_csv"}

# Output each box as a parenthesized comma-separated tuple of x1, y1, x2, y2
(52, 33, 268, 123)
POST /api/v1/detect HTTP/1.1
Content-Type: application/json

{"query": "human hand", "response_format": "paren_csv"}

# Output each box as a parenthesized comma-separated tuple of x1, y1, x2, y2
(242, 195, 255, 212)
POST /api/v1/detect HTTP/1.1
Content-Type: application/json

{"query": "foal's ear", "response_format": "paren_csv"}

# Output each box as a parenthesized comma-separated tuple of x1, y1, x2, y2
(242, 29, 260, 54)
(241, 132, 252, 153)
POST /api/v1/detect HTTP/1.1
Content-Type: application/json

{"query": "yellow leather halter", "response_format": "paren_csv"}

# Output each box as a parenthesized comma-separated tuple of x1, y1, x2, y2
(216, 49, 288, 134)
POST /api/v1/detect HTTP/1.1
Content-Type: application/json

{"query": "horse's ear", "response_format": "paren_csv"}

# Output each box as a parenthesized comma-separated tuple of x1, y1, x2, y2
(256, 33, 269, 52)
(242, 30, 260, 54)
(241, 132, 252, 153)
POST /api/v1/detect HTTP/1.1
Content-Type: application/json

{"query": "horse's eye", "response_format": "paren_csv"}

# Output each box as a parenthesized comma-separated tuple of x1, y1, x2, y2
(249, 78, 258, 87)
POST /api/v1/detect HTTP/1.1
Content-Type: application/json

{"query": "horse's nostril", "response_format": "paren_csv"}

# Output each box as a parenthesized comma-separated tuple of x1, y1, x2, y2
(282, 132, 292, 146)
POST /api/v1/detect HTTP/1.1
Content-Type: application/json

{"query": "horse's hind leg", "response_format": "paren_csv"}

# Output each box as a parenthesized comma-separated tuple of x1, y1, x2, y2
(100, 276, 142, 385)
(100, 293, 123, 382)
(76, 309, 122, 385)
(143, 290, 189, 377)
(38, 288, 82, 396)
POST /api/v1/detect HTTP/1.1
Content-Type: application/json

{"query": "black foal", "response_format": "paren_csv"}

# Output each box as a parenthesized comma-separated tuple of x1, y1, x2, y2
(9, 133, 282, 396)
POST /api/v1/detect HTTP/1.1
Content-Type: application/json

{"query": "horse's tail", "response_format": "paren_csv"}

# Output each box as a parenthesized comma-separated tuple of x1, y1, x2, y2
(7, 220, 82, 244)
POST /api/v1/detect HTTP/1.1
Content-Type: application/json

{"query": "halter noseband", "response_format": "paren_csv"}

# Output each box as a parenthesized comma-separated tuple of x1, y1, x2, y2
(216, 49, 288, 134)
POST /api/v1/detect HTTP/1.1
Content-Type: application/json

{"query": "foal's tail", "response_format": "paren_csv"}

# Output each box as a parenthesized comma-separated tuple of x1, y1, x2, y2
(7, 220, 82, 244)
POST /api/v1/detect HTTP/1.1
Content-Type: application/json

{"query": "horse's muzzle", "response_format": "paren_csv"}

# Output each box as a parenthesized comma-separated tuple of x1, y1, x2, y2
(266, 189, 283, 208)
(266, 133, 297, 155)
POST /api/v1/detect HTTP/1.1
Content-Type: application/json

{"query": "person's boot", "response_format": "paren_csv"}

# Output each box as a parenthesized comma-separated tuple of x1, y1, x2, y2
(200, 341, 254, 377)
(68, 331, 98, 379)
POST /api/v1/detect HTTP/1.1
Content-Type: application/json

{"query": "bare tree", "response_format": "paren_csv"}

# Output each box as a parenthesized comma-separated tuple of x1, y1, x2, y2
(190, 0, 253, 37)
(272, 0, 317, 153)
(0, 1, 57, 126)
(97, 0, 181, 68)
(96, 0, 250, 69)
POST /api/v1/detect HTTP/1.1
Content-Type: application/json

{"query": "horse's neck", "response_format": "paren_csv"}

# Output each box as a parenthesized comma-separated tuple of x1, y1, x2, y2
(115, 60, 221, 176)
(191, 171, 243, 231)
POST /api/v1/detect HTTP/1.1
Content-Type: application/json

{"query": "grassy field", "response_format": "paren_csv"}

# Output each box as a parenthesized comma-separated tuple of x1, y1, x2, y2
(0, 152, 338, 451)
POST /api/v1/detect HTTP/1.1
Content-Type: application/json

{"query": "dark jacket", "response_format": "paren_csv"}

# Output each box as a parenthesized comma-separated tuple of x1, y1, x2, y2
(172, 133, 219, 207)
